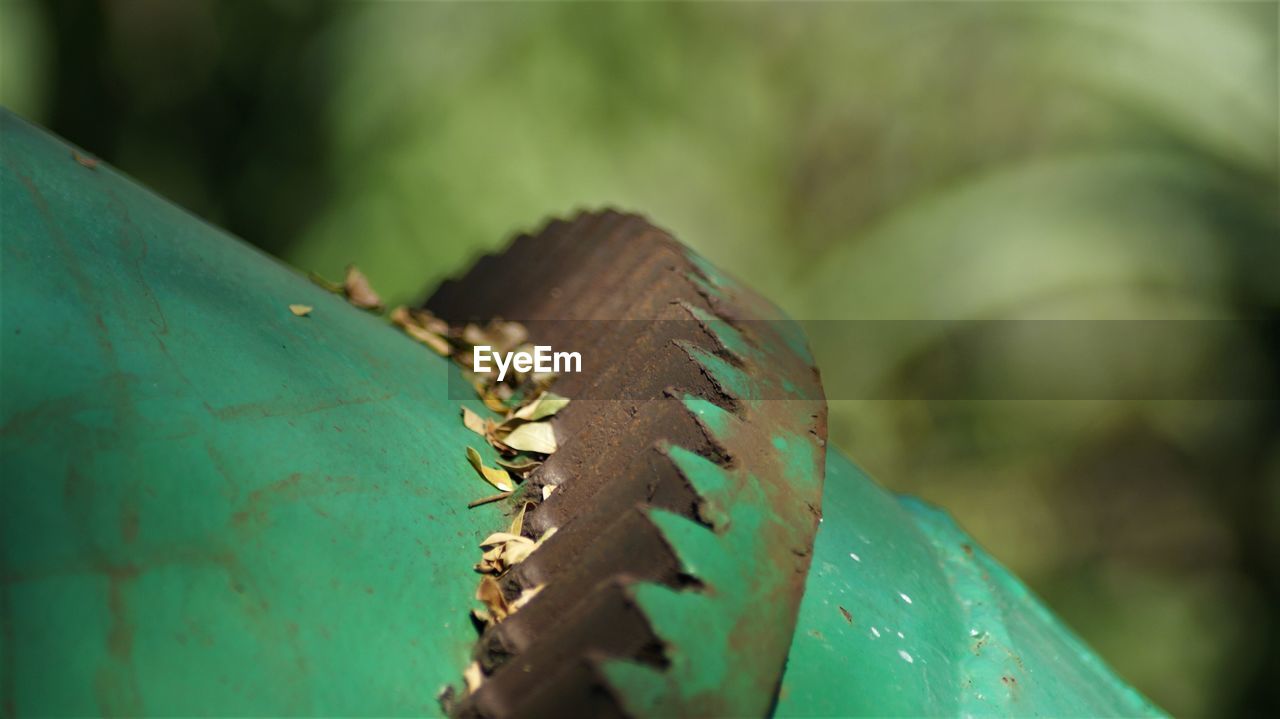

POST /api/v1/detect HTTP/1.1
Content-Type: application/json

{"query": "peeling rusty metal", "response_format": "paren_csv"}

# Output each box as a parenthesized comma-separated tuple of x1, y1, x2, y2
(426, 211, 828, 717)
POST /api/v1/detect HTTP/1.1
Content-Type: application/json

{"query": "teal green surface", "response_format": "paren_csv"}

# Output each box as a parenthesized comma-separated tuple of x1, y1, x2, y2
(774, 449, 1165, 718)
(2, 108, 1163, 717)
(0, 111, 505, 716)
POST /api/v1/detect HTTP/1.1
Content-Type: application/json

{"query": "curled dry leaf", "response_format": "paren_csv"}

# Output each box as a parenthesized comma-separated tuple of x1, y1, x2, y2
(391, 306, 451, 355)
(479, 532, 528, 547)
(343, 265, 383, 310)
(502, 421, 557, 454)
(463, 661, 484, 694)
(461, 323, 488, 348)
(496, 456, 541, 476)
(509, 502, 529, 536)
(461, 319, 527, 354)
(512, 392, 570, 421)
(501, 540, 537, 567)
(289, 304, 313, 317)
(410, 307, 450, 335)
(473, 528, 551, 575)
(460, 407, 487, 437)
(480, 390, 509, 414)
(72, 151, 99, 169)
(475, 576, 510, 623)
(484, 424, 514, 455)
(308, 271, 344, 294)
(466, 447, 514, 492)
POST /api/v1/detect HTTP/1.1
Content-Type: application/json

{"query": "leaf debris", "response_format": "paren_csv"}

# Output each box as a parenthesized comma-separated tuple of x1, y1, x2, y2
(509, 502, 529, 536)
(473, 526, 556, 577)
(501, 421, 557, 454)
(308, 271, 344, 293)
(460, 407, 488, 436)
(466, 446, 514, 492)
(463, 661, 483, 695)
(72, 151, 99, 169)
(391, 305, 451, 356)
(343, 265, 383, 310)
(289, 304, 313, 317)
(512, 392, 570, 421)
(496, 456, 541, 476)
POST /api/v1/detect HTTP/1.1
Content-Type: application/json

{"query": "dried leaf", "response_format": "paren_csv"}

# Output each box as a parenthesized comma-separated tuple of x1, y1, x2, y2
(541, 484, 557, 500)
(502, 421, 557, 454)
(402, 321, 452, 356)
(308, 271, 344, 293)
(289, 304, 313, 317)
(496, 456, 541, 475)
(466, 447, 514, 492)
(483, 426, 514, 455)
(512, 392, 570, 421)
(72, 151, 99, 169)
(461, 323, 488, 347)
(461, 408, 487, 436)
(463, 661, 484, 694)
(509, 502, 529, 536)
(343, 265, 383, 310)
(501, 541, 536, 567)
(462, 319, 527, 353)
(392, 306, 452, 355)
(476, 575, 510, 622)
(490, 320, 528, 352)
(410, 307, 450, 335)
(467, 490, 512, 508)
(480, 390, 508, 414)
(479, 532, 529, 547)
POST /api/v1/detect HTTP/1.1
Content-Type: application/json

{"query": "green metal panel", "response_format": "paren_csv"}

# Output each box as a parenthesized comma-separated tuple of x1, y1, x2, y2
(0, 110, 502, 716)
(774, 450, 1164, 717)
(2, 108, 1162, 717)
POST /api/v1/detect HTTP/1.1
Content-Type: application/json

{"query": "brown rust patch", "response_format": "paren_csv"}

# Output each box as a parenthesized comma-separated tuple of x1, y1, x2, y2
(432, 211, 826, 718)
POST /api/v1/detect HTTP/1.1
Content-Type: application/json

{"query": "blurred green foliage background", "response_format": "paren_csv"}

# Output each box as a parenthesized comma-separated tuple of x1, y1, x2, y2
(3, 1, 1277, 715)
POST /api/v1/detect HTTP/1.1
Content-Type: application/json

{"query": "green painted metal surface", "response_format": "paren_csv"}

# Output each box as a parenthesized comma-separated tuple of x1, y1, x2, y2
(773, 450, 1164, 717)
(1, 108, 1162, 717)
(0, 110, 505, 716)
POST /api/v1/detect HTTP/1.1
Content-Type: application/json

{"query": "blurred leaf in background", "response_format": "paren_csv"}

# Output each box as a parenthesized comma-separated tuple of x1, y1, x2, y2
(5, 1, 1277, 715)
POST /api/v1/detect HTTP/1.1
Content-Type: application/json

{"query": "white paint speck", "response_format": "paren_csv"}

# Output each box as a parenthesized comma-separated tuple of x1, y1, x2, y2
(969, 628, 980, 637)
(897, 631, 905, 639)
(899, 592, 913, 604)
(849, 552, 861, 562)
(870, 627, 880, 638)
(898, 649, 914, 664)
